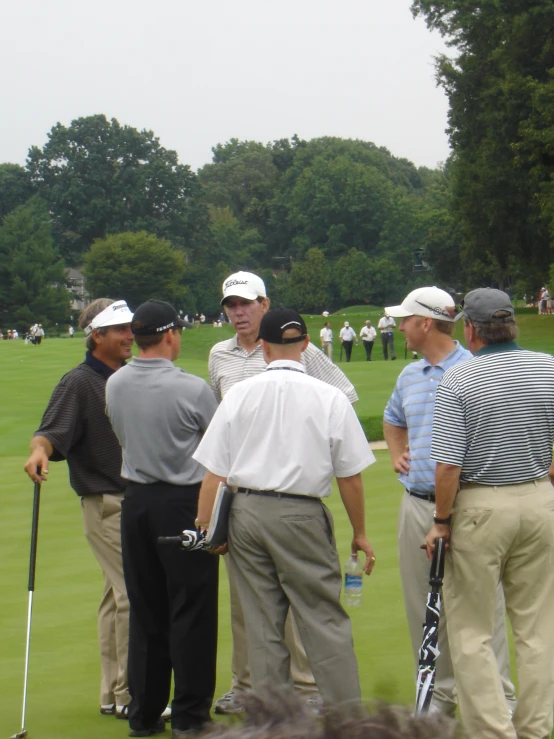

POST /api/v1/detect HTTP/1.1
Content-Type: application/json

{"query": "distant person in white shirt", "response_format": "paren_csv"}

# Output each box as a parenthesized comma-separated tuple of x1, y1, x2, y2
(319, 321, 333, 360)
(377, 312, 396, 360)
(359, 320, 377, 361)
(339, 322, 357, 362)
(193, 308, 376, 707)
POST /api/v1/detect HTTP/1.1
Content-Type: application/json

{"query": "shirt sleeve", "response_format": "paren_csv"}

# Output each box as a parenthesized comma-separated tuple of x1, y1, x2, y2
(430, 379, 466, 466)
(192, 400, 231, 477)
(330, 395, 376, 477)
(383, 381, 407, 428)
(208, 348, 222, 404)
(34, 378, 83, 460)
(302, 343, 358, 403)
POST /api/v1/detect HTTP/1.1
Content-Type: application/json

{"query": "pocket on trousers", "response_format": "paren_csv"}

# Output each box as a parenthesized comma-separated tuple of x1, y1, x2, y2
(451, 507, 493, 535)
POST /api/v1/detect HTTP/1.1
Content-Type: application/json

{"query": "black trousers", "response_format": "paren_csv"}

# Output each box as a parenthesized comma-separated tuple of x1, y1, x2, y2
(381, 332, 395, 360)
(342, 340, 354, 362)
(362, 340, 374, 361)
(121, 481, 218, 732)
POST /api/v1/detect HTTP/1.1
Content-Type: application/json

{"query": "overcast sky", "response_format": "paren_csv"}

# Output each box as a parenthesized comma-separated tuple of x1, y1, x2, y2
(2, 0, 451, 173)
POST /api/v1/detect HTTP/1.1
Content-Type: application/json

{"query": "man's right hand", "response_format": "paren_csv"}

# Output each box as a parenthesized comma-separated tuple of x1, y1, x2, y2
(24, 448, 50, 483)
(393, 445, 411, 475)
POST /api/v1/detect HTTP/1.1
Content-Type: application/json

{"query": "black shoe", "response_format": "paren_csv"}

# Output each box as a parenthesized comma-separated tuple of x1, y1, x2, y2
(129, 717, 166, 737)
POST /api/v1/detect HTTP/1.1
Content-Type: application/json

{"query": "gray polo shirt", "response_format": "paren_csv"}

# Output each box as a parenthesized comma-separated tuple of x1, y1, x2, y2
(106, 357, 217, 486)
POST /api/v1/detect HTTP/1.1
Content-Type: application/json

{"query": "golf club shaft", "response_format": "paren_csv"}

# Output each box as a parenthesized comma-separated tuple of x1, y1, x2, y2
(20, 591, 34, 732)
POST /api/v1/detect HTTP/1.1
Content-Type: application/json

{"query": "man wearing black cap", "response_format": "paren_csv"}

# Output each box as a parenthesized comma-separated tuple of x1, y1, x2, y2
(193, 308, 376, 707)
(106, 300, 218, 739)
(424, 288, 554, 738)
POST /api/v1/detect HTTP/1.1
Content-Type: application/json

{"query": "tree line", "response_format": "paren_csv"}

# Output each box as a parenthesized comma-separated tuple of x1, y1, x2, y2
(1, 0, 553, 328)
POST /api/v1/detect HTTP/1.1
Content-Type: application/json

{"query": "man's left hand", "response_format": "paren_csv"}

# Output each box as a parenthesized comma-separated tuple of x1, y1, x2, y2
(424, 524, 451, 559)
(351, 535, 376, 575)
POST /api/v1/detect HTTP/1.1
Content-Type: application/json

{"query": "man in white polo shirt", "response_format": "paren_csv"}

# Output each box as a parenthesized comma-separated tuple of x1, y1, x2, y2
(339, 321, 357, 362)
(319, 321, 333, 359)
(194, 308, 376, 707)
(359, 320, 376, 361)
(377, 311, 396, 360)
(208, 271, 357, 715)
(426, 288, 554, 738)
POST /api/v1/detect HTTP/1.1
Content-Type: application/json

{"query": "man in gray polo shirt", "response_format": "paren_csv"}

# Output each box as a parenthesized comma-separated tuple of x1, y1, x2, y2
(106, 300, 218, 739)
(425, 288, 554, 738)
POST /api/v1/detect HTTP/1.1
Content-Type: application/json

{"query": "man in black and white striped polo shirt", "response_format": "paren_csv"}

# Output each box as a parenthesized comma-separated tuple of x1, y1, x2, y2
(209, 271, 358, 716)
(424, 288, 554, 739)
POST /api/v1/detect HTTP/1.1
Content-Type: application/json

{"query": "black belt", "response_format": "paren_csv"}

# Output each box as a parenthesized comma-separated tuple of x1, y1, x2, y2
(237, 487, 313, 502)
(406, 489, 435, 502)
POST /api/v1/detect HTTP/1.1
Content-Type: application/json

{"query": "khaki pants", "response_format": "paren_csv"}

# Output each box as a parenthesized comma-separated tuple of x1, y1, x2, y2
(82, 493, 130, 706)
(321, 342, 333, 361)
(228, 493, 359, 705)
(398, 493, 515, 715)
(225, 555, 317, 695)
(444, 478, 554, 739)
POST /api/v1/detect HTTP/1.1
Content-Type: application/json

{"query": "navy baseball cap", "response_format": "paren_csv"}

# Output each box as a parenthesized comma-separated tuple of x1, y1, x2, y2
(131, 300, 192, 335)
(257, 308, 307, 344)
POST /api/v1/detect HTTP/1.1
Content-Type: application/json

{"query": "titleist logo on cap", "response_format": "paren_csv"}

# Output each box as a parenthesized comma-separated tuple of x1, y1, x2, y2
(224, 279, 249, 288)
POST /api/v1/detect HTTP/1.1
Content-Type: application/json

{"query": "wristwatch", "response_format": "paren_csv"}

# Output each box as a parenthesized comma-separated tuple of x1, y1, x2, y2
(433, 510, 452, 525)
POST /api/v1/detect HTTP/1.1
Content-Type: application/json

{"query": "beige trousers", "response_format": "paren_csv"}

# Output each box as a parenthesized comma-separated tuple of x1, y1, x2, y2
(444, 478, 554, 739)
(321, 342, 333, 361)
(82, 493, 130, 706)
(398, 493, 516, 715)
(228, 493, 359, 704)
(225, 551, 317, 695)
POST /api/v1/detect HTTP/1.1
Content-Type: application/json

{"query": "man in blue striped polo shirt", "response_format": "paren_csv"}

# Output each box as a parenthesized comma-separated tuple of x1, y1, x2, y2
(383, 286, 515, 717)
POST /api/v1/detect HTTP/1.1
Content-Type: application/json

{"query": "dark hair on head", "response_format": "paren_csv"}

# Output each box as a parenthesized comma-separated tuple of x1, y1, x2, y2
(433, 320, 455, 336)
(464, 319, 518, 344)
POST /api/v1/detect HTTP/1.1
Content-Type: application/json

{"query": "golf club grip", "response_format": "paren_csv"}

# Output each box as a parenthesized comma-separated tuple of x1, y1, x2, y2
(28, 476, 41, 591)
(157, 535, 184, 547)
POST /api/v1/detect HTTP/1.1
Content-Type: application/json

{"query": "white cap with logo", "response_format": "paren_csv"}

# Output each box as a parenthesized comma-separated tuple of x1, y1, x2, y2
(221, 271, 267, 305)
(385, 287, 456, 322)
(84, 300, 134, 335)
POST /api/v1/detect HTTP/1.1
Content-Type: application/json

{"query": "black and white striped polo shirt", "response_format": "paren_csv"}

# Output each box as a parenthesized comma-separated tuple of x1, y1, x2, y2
(431, 343, 554, 485)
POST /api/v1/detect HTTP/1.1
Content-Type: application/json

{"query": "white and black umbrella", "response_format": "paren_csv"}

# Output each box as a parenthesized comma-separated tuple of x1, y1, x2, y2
(415, 537, 446, 715)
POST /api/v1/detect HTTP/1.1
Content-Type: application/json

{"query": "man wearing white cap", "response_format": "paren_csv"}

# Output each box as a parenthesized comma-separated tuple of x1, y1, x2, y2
(339, 321, 357, 362)
(24, 298, 163, 721)
(382, 287, 515, 717)
(209, 271, 358, 715)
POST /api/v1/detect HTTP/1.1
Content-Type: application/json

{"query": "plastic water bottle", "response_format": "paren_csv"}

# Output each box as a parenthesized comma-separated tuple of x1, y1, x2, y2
(344, 554, 363, 607)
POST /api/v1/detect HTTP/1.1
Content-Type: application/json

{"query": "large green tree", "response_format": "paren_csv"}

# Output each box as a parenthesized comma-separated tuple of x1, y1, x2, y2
(411, 0, 554, 288)
(287, 247, 331, 312)
(83, 231, 189, 310)
(0, 163, 33, 225)
(27, 115, 206, 263)
(0, 197, 71, 330)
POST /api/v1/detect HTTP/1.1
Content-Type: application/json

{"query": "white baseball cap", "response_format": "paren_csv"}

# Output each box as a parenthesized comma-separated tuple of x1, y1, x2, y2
(221, 271, 267, 305)
(84, 300, 134, 335)
(385, 287, 456, 322)
(344, 321, 350, 327)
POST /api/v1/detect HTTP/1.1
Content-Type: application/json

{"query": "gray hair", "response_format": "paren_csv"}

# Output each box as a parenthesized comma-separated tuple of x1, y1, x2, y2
(465, 319, 518, 345)
(79, 298, 114, 351)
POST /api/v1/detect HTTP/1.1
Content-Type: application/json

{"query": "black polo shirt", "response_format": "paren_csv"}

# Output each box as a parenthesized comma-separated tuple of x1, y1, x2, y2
(35, 352, 126, 497)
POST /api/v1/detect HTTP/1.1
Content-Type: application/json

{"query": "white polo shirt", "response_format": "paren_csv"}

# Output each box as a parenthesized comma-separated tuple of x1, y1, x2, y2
(339, 326, 357, 342)
(320, 327, 333, 342)
(378, 316, 396, 333)
(194, 359, 375, 497)
(360, 325, 376, 341)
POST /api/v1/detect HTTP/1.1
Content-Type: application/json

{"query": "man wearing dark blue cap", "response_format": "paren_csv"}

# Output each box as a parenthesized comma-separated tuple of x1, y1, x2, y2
(193, 308, 377, 707)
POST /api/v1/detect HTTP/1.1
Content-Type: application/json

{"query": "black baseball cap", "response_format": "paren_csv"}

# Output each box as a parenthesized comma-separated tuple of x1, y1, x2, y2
(257, 308, 308, 344)
(131, 300, 192, 336)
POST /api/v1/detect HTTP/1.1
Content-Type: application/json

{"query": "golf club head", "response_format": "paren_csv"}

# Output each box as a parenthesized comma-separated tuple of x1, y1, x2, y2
(9, 730, 27, 739)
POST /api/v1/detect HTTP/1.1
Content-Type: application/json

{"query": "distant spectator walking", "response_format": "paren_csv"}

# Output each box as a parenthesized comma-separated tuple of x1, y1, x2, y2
(34, 324, 45, 345)
(378, 312, 396, 360)
(359, 320, 376, 361)
(69, 325, 75, 338)
(339, 322, 357, 362)
(319, 321, 333, 360)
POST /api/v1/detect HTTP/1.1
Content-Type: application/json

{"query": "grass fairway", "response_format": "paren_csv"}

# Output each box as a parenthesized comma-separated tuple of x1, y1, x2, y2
(1, 315, 553, 738)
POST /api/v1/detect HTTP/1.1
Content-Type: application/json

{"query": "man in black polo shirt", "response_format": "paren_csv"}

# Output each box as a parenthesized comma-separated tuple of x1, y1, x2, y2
(24, 298, 137, 719)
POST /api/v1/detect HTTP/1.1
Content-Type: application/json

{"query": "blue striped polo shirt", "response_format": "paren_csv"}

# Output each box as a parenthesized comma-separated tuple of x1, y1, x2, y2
(383, 341, 472, 495)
